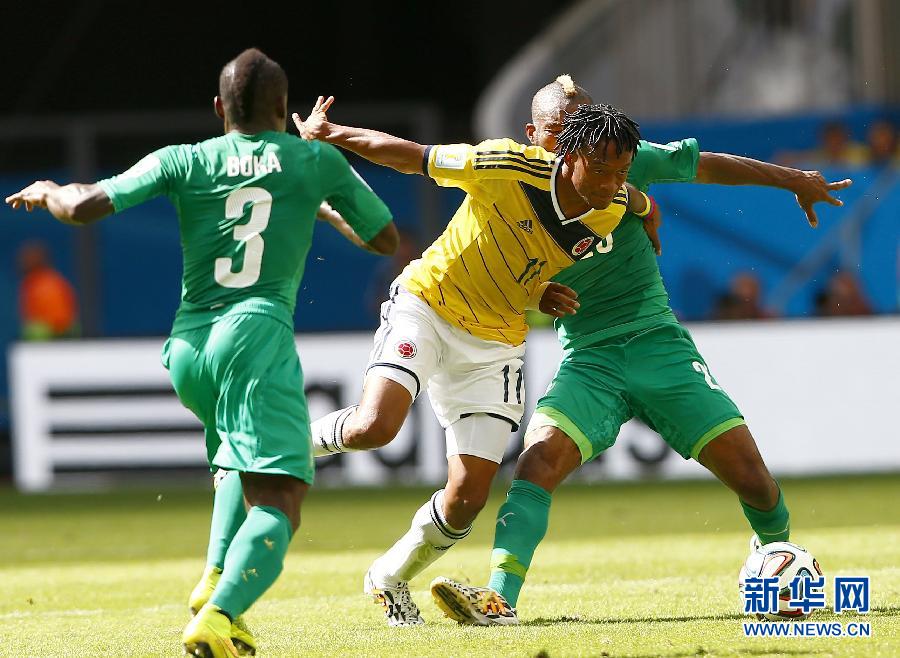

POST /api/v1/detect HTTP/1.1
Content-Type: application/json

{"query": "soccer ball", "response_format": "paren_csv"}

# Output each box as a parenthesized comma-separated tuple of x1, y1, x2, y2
(738, 541, 823, 621)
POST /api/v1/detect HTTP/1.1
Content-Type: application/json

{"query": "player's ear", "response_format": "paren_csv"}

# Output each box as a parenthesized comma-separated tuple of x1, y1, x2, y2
(213, 96, 225, 120)
(525, 123, 537, 145)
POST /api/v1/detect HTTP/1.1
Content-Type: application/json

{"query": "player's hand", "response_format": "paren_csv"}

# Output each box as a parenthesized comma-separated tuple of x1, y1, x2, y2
(539, 282, 579, 318)
(642, 196, 662, 256)
(5, 180, 59, 211)
(790, 171, 852, 228)
(292, 95, 335, 141)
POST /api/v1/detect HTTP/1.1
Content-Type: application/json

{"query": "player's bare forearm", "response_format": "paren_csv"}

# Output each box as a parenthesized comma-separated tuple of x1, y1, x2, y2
(624, 183, 648, 215)
(6, 181, 113, 224)
(695, 152, 852, 227)
(317, 202, 370, 250)
(293, 97, 424, 175)
(321, 124, 426, 176)
(50, 184, 114, 224)
(317, 203, 398, 255)
(696, 152, 806, 189)
(621, 184, 661, 255)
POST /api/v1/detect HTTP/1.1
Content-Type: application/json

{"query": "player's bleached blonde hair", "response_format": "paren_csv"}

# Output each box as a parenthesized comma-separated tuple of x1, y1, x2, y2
(531, 74, 592, 119)
(555, 74, 578, 97)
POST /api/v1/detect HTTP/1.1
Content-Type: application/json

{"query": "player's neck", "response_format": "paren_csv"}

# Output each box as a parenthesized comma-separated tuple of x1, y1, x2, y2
(226, 119, 284, 136)
(555, 165, 592, 218)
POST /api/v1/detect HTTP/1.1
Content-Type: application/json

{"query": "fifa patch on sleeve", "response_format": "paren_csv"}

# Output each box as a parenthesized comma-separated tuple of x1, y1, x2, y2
(434, 145, 467, 170)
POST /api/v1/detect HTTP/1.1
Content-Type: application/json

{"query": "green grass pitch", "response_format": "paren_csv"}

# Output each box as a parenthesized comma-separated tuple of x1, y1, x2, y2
(3, 474, 898, 657)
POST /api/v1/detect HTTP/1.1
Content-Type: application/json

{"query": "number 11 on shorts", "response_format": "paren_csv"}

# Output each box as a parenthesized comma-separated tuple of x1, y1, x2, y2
(503, 365, 523, 403)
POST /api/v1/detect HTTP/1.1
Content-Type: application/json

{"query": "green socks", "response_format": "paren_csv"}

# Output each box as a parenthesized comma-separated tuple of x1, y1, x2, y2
(484, 480, 787, 613)
(206, 470, 247, 569)
(742, 487, 790, 544)
(487, 479, 552, 608)
(210, 505, 293, 619)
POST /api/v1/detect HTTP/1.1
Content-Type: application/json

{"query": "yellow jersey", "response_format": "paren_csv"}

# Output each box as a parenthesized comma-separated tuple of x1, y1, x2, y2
(399, 138, 629, 345)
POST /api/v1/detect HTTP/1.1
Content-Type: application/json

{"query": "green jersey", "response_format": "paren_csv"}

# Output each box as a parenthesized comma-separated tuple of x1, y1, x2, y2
(98, 131, 392, 331)
(553, 138, 699, 350)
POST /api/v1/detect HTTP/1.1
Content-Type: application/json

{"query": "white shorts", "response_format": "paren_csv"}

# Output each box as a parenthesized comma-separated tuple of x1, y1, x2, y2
(367, 284, 525, 459)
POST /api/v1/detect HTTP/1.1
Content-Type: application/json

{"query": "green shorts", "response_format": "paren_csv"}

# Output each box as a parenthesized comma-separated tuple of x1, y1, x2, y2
(531, 322, 744, 462)
(162, 312, 314, 484)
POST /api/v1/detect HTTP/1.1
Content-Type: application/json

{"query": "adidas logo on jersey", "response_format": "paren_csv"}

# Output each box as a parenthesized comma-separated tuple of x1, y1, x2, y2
(517, 219, 533, 233)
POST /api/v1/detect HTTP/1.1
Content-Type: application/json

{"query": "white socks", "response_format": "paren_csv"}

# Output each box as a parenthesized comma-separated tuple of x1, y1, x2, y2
(310, 405, 358, 457)
(368, 489, 471, 586)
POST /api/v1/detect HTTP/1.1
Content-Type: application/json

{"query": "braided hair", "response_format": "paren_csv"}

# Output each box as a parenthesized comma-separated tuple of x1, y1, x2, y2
(555, 104, 641, 159)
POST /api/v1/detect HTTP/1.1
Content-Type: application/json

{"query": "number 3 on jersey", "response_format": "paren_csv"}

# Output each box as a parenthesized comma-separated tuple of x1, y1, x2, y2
(215, 187, 272, 288)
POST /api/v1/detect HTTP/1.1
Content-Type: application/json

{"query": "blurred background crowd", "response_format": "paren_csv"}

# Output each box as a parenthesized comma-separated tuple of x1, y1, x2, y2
(1, 0, 898, 478)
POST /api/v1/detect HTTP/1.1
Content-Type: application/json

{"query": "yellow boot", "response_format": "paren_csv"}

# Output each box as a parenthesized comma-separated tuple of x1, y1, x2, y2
(183, 603, 239, 658)
(188, 567, 257, 656)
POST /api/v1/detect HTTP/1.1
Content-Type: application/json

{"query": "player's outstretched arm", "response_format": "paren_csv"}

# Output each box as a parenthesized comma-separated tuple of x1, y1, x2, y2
(316, 202, 398, 255)
(292, 96, 425, 175)
(5, 180, 113, 225)
(695, 152, 853, 228)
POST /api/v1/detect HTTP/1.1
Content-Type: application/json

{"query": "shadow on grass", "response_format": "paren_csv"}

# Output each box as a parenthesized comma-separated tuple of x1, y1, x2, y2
(525, 604, 898, 628)
(522, 612, 748, 627)
(622, 650, 828, 658)
(871, 605, 900, 616)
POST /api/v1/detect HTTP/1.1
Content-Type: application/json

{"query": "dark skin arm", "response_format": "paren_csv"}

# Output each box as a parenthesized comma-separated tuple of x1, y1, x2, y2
(642, 197, 662, 256)
(624, 182, 647, 215)
(316, 201, 399, 255)
(624, 183, 662, 256)
(293, 96, 425, 175)
(536, 282, 580, 318)
(9, 178, 398, 256)
(695, 152, 853, 227)
(5, 181, 113, 225)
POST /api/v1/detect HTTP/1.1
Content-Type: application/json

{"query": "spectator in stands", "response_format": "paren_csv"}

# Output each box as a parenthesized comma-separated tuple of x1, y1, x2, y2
(865, 119, 900, 167)
(17, 241, 79, 339)
(814, 271, 873, 316)
(713, 271, 772, 320)
(778, 121, 866, 167)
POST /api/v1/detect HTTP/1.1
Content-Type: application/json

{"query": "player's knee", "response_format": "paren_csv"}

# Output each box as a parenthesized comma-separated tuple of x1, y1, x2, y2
(517, 441, 557, 474)
(241, 473, 306, 530)
(514, 434, 578, 491)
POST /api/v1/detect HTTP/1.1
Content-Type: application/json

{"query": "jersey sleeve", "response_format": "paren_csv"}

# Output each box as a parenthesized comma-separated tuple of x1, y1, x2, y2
(423, 138, 555, 192)
(318, 143, 393, 243)
(96, 145, 189, 213)
(627, 138, 700, 190)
